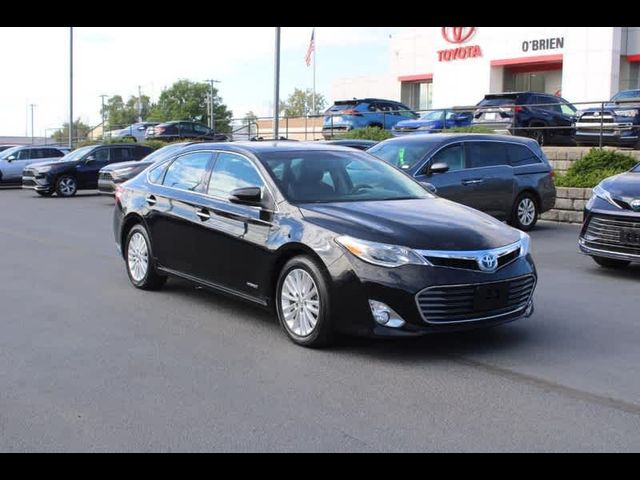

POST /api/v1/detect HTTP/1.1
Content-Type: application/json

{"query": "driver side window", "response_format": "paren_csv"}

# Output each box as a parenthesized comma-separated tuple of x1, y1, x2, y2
(428, 144, 465, 173)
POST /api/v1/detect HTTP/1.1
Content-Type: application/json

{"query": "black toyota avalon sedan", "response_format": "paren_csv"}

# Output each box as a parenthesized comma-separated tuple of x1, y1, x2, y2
(114, 142, 537, 347)
(579, 164, 640, 268)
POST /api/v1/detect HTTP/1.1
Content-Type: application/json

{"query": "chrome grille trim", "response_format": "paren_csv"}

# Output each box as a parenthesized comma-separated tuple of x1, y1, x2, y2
(416, 240, 522, 273)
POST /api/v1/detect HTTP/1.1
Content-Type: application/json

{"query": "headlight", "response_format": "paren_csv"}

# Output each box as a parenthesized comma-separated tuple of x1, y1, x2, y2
(417, 126, 435, 131)
(519, 231, 531, 257)
(613, 109, 638, 117)
(35, 166, 52, 174)
(335, 235, 430, 268)
(593, 183, 620, 208)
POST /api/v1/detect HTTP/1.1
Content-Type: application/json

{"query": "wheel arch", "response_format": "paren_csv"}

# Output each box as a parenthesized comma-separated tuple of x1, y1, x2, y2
(120, 213, 148, 259)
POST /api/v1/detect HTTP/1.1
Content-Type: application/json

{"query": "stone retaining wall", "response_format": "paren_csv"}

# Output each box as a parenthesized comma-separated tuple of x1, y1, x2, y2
(540, 187, 591, 224)
(542, 146, 640, 174)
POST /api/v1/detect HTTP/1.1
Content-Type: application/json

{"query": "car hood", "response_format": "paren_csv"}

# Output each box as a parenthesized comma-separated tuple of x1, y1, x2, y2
(28, 160, 77, 170)
(299, 198, 521, 251)
(101, 160, 150, 172)
(394, 119, 441, 129)
(601, 172, 640, 202)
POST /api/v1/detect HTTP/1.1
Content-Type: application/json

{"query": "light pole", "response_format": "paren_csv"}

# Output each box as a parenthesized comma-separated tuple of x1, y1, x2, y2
(205, 79, 221, 130)
(69, 26, 74, 148)
(29, 104, 36, 144)
(273, 27, 281, 139)
(99, 94, 108, 138)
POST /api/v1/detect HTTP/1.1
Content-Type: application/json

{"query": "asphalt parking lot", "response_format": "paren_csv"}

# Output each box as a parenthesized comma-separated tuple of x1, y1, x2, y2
(1, 188, 639, 452)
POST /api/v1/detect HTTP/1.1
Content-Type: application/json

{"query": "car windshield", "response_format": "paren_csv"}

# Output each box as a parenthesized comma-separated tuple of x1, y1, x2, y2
(61, 146, 95, 162)
(0, 146, 22, 159)
(260, 150, 431, 204)
(419, 110, 445, 121)
(612, 90, 640, 102)
(367, 140, 437, 171)
(633, 163, 640, 173)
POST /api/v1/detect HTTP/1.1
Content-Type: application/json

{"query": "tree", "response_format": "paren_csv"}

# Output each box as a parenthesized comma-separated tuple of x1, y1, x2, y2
(51, 119, 92, 143)
(281, 88, 327, 117)
(244, 111, 258, 123)
(102, 94, 152, 130)
(148, 80, 233, 132)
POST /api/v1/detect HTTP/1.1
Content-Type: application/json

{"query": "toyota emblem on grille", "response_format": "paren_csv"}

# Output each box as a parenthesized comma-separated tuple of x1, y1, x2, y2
(478, 253, 498, 272)
(631, 199, 640, 211)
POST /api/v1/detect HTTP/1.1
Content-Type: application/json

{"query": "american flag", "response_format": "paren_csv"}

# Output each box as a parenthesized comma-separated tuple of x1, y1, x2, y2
(305, 28, 315, 67)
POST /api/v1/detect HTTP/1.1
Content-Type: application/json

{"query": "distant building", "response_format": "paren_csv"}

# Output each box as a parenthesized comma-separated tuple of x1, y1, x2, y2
(0, 136, 50, 146)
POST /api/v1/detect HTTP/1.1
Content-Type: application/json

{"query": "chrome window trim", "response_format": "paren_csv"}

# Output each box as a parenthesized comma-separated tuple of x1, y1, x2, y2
(146, 149, 280, 213)
(415, 273, 537, 325)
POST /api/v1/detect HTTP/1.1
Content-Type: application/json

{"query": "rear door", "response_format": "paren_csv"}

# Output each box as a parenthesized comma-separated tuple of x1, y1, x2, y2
(464, 141, 515, 219)
(415, 142, 471, 206)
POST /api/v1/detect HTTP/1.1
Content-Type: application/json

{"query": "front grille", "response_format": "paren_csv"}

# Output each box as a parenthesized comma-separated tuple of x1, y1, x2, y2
(416, 275, 536, 324)
(422, 245, 521, 272)
(583, 215, 640, 256)
(99, 171, 113, 182)
(23, 169, 36, 177)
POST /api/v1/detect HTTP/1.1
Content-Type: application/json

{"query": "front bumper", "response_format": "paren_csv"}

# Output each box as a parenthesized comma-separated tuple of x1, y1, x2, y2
(22, 175, 53, 192)
(579, 208, 640, 263)
(575, 123, 639, 146)
(326, 253, 537, 338)
(98, 173, 117, 195)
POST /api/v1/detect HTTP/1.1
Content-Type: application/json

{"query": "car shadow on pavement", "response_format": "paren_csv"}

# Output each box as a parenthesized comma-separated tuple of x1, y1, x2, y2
(581, 263, 640, 280)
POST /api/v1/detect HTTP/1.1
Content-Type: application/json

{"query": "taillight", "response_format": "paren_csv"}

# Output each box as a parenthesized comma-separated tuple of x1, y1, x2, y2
(341, 109, 362, 117)
(514, 106, 524, 113)
(550, 170, 556, 178)
(115, 185, 124, 202)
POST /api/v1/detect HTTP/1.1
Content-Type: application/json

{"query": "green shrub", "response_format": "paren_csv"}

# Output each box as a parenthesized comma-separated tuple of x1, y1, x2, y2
(338, 127, 393, 142)
(555, 148, 638, 188)
(443, 126, 497, 134)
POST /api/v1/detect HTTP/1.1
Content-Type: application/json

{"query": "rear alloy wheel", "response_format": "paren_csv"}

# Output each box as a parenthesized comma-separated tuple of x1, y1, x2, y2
(592, 256, 630, 269)
(276, 256, 333, 348)
(125, 224, 167, 290)
(529, 126, 546, 146)
(56, 175, 77, 197)
(511, 193, 538, 231)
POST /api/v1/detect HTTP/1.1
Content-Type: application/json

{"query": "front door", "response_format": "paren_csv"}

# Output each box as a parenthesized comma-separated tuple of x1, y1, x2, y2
(415, 143, 471, 207)
(76, 147, 110, 188)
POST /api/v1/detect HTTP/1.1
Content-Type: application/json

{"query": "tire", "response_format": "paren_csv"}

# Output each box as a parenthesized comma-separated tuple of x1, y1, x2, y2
(529, 124, 547, 146)
(275, 256, 333, 348)
(592, 256, 630, 269)
(55, 175, 78, 197)
(510, 192, 539, 231)
(36, 190, 54, 197)
(124, 224, 167, 290)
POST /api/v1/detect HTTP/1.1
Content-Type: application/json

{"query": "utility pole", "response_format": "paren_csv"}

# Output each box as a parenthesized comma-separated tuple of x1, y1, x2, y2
(29, 104, 36, 144)
(69, 26, 74, 149)
(137, 85, 143, 122)
(205, 79, 221, 130)
(99, 95, 108, 137)
(273, 27, 281, 139)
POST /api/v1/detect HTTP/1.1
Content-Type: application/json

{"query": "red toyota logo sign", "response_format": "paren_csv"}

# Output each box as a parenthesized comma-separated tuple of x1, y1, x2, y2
(442, 27, 476, 44)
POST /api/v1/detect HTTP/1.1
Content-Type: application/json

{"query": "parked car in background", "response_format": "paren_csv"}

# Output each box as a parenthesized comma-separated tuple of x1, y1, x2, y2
(22, 143, 153, 197)
(472, 92, 577, 145)
(392, 108, 474, 136)
(106, 122, 160, 142)
(114, 142, 536, 348)
(0, 146, 67, 185)
(322, 98, 418, 139)
(368, 134, 556, 231)
(98, 142, 191, 195)
(575, 89, 640, 148)
(0, 144, 18, 153)
(319, 139, 378, 150)
(145, 121, 229, 142)
(579, 163, 640, 268)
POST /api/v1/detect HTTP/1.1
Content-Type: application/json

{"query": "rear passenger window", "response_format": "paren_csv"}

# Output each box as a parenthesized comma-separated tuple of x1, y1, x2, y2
(506, 144, 541, 167)
(162, 152, 212, 192)
(148, 162, 169, 184)
(466, 142, 509, 168)
(112, 148, 132, 162)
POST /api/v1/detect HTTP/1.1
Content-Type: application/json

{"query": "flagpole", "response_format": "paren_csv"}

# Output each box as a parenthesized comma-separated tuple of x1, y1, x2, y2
(312, 29, 316, 116)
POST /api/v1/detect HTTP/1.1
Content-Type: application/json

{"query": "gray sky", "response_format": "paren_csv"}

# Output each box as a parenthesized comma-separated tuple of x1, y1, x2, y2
(1, 27, 404, 137)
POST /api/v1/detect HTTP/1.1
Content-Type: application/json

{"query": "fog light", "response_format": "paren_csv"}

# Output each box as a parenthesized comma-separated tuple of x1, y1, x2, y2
(368, 300, 406, 328)
(524, 302, 535, 318)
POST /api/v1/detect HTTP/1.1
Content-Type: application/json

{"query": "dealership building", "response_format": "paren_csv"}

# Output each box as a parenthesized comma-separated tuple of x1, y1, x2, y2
(331, 27, 640, 111)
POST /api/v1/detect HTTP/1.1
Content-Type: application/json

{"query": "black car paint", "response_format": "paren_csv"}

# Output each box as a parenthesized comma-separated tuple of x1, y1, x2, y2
(145, 121, 229, 142)
(114, 142, 536, 338)
(23, 144, 153, 194)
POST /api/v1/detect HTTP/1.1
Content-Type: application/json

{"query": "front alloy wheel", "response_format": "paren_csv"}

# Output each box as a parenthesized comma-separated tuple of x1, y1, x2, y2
(512, 194, 538, 231)
(276, 256, 333, 348)
(56, 176, 77, 197)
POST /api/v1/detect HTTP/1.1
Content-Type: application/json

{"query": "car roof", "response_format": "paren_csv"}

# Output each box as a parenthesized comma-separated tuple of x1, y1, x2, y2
(180, 140, 360, 156)
(335, 98, 405, 104)
(374, 133, 540, 148)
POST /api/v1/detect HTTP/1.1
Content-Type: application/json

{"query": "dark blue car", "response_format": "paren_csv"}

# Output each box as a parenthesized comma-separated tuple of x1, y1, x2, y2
(322, 98, 417, 139)
(575, 89, 640, 148)
(391, 109, 473, 136)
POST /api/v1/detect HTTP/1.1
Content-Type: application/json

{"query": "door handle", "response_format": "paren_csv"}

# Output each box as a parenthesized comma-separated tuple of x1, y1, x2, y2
(196, 209, 210, 221)
(462, 179, 484, 186)
(145, 195, 157, 206)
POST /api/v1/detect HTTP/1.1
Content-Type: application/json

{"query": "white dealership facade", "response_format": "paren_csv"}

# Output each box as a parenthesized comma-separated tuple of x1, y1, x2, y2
(331, 27, 640, 111)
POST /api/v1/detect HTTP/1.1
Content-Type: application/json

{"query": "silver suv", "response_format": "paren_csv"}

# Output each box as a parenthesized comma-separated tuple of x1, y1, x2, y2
(0, 146, 67, 184)
(106, 122, 159, 142)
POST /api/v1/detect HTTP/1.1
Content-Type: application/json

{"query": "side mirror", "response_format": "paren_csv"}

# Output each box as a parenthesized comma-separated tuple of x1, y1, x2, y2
(138, 126, 146, 131)
(6, 155, 16, 162)
(229, 186, 263, 206)
(429, 162, 450, 175)
(85, 154, 96, 163)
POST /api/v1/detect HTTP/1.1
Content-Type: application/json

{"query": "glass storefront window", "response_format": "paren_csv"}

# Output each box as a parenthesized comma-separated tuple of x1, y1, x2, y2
(401, 81, 432, 111)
